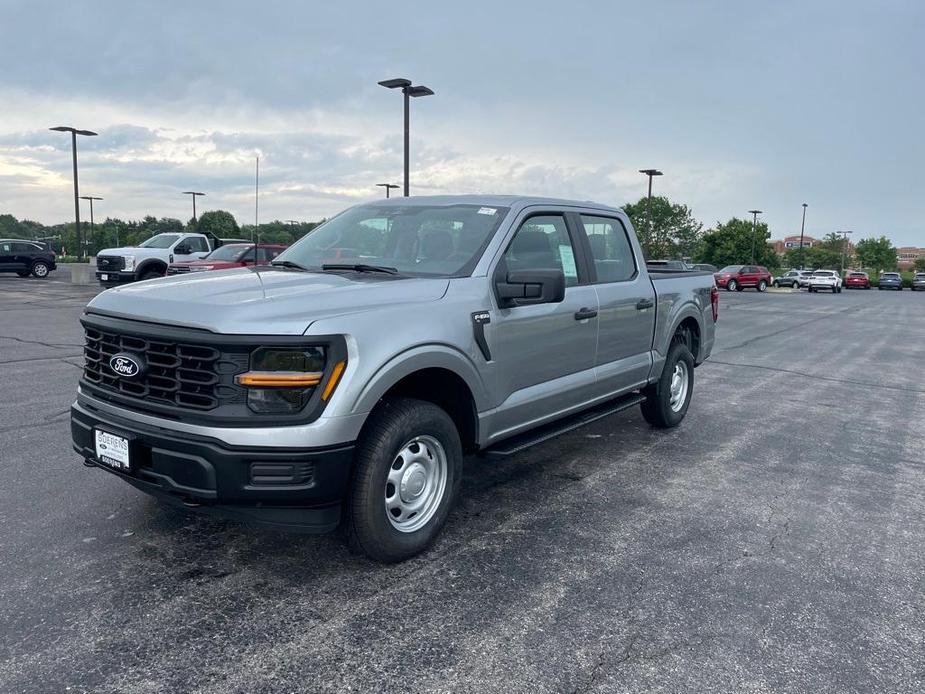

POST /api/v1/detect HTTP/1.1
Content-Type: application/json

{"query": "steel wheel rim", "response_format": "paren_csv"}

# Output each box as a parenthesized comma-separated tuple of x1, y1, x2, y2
(34, 264, 48, 277)
(668, 361, 689, 412)
(385, 434, 448, 533)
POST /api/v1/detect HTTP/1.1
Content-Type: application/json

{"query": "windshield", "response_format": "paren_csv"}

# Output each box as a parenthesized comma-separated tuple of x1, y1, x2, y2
(274, 203, 509, 277)
(139, 234, 181, 249)
(204, 244, 249, 261)
(719, 265, 743, 273)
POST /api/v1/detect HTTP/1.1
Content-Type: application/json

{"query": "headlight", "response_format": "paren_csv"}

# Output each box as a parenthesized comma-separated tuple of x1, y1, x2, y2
(235, 347, 345, 414)
(123, 255, 135, 271)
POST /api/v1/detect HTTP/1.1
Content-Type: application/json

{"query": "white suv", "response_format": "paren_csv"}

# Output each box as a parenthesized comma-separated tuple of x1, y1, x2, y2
(808, 270, 842, 293)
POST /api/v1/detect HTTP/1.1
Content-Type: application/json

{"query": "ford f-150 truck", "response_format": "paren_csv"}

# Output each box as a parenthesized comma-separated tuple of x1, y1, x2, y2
(95, 232, 215, 286)
(71, 196, 717, 561)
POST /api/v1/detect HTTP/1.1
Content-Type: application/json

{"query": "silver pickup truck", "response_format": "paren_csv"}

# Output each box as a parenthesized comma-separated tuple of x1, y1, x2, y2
(71, 196, 717, 561)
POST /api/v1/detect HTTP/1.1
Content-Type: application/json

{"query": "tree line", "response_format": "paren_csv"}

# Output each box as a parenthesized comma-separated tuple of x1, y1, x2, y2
(2, 199, 916, 272)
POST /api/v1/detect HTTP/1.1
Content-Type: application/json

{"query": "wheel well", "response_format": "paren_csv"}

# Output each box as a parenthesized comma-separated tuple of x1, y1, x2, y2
(380, 368, 478, 453)
(673, 317, 701, 361)
(137, 260, 167, 275)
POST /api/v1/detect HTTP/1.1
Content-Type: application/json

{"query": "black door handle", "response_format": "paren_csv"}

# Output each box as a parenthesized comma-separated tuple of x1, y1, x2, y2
(636, 298, 655, 310)
(574, 307, 598, 321)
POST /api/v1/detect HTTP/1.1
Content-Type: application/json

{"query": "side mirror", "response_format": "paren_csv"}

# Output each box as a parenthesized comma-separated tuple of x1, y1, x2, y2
(496, 269, 566, 308)
(174, 244, 190, 255)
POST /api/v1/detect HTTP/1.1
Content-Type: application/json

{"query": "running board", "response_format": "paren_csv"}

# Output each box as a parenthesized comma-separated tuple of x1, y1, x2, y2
(481, 392, 647, 459)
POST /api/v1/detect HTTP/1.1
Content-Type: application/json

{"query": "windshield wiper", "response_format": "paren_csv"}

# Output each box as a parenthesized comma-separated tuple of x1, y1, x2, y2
(271, 260, 312, 271)
(321, 263, 400, 275)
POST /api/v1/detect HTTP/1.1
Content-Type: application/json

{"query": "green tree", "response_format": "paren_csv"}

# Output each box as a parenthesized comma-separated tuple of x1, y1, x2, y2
(694, 217, 779, 270)
(854, 236, 897, 272)
(622, 196, 703, 260)
(914, 258, 925, 272)
(195, 210, 240, 238)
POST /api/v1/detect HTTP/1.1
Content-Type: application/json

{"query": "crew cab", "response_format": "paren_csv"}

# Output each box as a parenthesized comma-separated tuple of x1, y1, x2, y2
(167, 243, 287, 275)
(71, 196, 717, 562)
(714, 265, 773, 292)
(96, 233, 214, 286)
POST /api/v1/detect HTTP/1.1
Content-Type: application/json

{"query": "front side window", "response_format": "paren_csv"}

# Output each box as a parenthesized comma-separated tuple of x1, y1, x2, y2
(258, 247, 282, 262)
(579, 215, 636, 283)
(275, 203, 509, 277)
(186, 237, 210, 253)
(205, 245, 248, 261)
(501, 214, 579, 287)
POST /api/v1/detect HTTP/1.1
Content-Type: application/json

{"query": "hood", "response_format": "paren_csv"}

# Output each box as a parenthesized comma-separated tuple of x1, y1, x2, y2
(86, 267, 450, 335)
(97, 246, 139, 256)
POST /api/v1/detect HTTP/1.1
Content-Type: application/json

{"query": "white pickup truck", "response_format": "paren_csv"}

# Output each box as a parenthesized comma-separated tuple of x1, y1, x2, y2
(95, 233, 215, 286)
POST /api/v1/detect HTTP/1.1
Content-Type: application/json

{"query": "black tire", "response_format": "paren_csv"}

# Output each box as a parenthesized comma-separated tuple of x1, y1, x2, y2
(735, 284, 744, 292)
(640, 341, 694, 429)
(139, 268, 164, 281)
(16, 270, 30, 278)
(809, 287, 815, 293)
(345, 397, 462, 563)
(31, 261, 50, 278)
(757, 280, 767, 292)
(773, 280, 780, 288)
(726, 279, 738, 292)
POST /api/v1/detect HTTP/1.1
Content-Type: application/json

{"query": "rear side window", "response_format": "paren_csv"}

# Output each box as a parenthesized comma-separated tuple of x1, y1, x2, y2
(578, 215, 636, 283)
(502, 214, 579, 287)
(12, 242, 39, 252)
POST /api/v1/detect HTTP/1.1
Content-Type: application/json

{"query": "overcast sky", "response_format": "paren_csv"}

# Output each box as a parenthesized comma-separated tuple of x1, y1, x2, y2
(1, 0, 923, 244)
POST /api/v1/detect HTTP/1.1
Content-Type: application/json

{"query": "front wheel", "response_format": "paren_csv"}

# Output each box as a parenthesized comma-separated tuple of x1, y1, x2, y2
(640, 341, 694, 429)
(31, 261, 50, 278)
(345, 397, 462, 562)
(757, 280, 767, 292)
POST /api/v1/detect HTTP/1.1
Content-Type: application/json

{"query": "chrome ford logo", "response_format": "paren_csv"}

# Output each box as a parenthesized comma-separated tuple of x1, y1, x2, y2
(109, 353, 145, 380)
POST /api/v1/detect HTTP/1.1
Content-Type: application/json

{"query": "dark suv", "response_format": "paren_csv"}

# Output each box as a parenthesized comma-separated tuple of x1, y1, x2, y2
(0, 239, 57, 278)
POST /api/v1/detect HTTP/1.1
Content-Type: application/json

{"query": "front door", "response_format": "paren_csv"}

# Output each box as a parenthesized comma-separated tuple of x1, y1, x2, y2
(486, 212, 598, 440)
(0, 242, 14, 271)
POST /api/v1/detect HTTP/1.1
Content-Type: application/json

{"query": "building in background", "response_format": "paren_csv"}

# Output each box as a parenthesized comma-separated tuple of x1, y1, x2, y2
(897, 247, 925, 270)
(771, 235, 821, 256)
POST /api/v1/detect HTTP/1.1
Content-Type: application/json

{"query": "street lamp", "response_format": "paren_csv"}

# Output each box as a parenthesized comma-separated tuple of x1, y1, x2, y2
(836, 230, 853, 274)
(79, 195, 103, 252)
(748, 209, 763, 263)
(182, 191, 206, 222)
(376, 183, 400, 199)
(638, 169, 663, 247)
(798, 203, 808, 270)
(378, 78, 434, 197)
(50, 126, 98, 261)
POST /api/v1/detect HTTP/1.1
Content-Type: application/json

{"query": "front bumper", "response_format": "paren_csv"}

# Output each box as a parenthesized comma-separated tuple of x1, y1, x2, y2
(96, 270, 136, 285)
(71, 399, 355, 533)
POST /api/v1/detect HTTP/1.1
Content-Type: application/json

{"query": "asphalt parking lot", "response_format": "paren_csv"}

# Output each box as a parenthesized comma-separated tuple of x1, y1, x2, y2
(1, 274, 924, 693)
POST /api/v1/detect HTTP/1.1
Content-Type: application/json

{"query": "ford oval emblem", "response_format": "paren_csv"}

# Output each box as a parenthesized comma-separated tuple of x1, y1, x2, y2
(109, 353, 145, 380)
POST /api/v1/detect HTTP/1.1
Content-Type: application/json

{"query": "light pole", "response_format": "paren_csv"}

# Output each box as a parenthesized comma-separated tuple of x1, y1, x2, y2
(748, 209, 763, 263)
(798, 203, 808, 269)
(638, 169, 663, 251)
(50, 126, 98, 261)
(79, 195, 103, 253)
(378, 78, 434, 197)
(183, 191, 206, 223)
(836, 230, 853, 274)
(376, 183, 400, 199)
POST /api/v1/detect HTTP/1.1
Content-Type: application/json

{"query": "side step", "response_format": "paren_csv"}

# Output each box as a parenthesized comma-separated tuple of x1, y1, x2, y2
(481, 392, 647, 459)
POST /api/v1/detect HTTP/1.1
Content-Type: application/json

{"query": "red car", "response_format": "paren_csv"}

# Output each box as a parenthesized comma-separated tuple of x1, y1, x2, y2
(167, 243, 287, 275)
(844, 271, 870, 289)
(714, 265, 773, 292)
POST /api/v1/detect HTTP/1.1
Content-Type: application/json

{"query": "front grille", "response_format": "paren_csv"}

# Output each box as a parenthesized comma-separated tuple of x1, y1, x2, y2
(97, 255, 125, 271)
(83, 325, 247, 411)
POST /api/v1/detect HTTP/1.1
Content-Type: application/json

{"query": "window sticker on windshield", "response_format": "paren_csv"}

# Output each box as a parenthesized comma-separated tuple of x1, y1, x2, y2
(558, 244, 578, 280)
(477, 207, 497, 215)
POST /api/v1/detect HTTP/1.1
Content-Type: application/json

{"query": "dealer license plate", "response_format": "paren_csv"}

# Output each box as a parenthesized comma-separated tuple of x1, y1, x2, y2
(95, 430, 130, 470)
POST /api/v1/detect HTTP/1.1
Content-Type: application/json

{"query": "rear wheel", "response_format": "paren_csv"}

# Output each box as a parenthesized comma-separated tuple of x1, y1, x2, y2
(345, 397, 462, 562)
(640, 341, 694, 429)
(773, 280, 780, 288)
(31, 261, 49, 278)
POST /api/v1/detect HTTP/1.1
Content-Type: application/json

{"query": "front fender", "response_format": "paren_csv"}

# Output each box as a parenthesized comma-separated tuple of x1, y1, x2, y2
(349, 343, 490, 416)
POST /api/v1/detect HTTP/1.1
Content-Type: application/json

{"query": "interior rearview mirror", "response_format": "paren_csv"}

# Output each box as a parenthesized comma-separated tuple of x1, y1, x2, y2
(496, 269, 566, 308)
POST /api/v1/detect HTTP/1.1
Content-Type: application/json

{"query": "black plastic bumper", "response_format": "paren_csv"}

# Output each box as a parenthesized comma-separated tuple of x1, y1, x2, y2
(71, 402, 354, 533)
(96, 271, 136, 286)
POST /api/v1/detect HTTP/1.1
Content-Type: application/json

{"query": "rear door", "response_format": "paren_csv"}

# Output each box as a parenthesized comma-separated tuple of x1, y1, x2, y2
(0, 242, 14, 271)
(486, 210, 599, 437)
(11, 242, 38, 272)
(572, 212, 655, 395)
